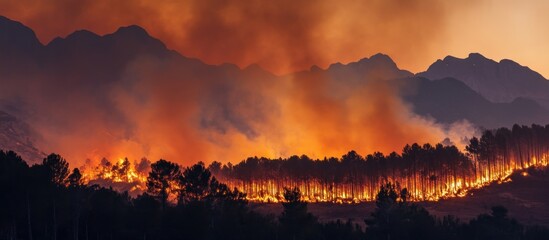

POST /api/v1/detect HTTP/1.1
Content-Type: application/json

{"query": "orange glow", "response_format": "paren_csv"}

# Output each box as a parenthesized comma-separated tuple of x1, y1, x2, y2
(218, 155, 546, 203)
(1, 1, 548, 77)
(14, 52, 476, 168)
(1, 1, 548, 201)
(1, 1, 544, 167)
(82, 158, 149, 193)
(82, 154, 547, 202)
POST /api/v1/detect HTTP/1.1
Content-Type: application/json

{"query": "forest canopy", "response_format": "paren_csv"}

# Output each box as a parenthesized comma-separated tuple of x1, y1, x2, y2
(1, 124, 549, 239)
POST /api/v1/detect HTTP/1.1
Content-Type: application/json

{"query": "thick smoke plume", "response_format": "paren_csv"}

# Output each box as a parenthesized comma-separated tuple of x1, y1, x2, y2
(0, 0, 449, 74)
(0, 4, 479, 167)
(2, 51, 475, 167)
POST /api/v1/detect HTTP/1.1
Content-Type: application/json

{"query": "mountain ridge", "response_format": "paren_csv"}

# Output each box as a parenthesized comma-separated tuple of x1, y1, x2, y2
(0, 15, 548, 158)
(418, 53, 549, 109)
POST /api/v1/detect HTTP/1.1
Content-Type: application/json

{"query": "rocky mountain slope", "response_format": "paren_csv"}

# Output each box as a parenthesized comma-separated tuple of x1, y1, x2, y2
(418, 53, 549, 109)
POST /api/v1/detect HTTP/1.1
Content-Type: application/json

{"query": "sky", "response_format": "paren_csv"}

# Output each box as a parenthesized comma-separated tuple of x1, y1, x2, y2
(0, 0, 548, 77)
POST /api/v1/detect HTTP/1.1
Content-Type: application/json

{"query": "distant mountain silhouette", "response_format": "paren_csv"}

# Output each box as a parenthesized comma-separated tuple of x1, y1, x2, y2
(0, 15, 274, 83)
(418, 53, 549, 109)
(0, 16, 41, 54)
(0, 15, 279, 147)
(325, 53, 413, 80)
(0, 14, 548, 145)
(290, 53, 549, 129)
(0, 16, 42, 74)
(402, 77, 549, 128)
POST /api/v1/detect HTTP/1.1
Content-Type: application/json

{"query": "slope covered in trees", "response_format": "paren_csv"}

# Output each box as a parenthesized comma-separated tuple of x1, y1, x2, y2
(1, 150, 549, 240)
(0, 151, 549, 240)
(210, 124, 549, 203)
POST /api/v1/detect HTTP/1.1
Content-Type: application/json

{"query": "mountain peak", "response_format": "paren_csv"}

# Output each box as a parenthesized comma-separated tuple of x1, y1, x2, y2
(326, 53, 412, 79)
(419, 53, 549, 108)
(356, 53, 396, 66)
(442, 55, 458, 61)
(104, 24, 168, 53)
(67, 29, 100, 39)
(499, 58, 519, 66)
(0, 15, 42, 55)
(52, 29, 101, 44)
(113, 25, 150, 38)
(0, 15, 26, 28)
(468, 52, 487, 60)
(439, 53, 492, 63)
(46, 29, 102, 50)
(369, 53, 394, 62)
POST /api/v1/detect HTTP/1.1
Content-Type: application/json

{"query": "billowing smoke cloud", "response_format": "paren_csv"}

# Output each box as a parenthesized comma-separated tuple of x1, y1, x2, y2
(0, 0, 449, 74)
(94, 55, 474, 166)
(0, 2, 479, 167)
(2, 50, 476, 167)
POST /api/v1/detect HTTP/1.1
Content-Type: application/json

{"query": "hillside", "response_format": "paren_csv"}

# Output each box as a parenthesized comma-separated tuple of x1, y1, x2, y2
(251, 167, 549, 227)
(0, 111, 44, 163)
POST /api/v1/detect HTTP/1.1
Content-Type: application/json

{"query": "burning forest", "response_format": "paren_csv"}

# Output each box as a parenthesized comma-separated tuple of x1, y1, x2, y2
(77, 124, 549, 203)
(3, 124, 549, 240)
(213, 124, 549, 203)
(81, 157, 150, 194)
(2, 2, 549, 239)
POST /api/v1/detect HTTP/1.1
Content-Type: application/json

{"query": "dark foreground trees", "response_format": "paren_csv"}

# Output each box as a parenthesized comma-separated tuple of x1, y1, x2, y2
(279, 187, 320, 240)
(1, 150, 549, 240)
(365, 183, 436, 240)
(147, 159, 180, 210)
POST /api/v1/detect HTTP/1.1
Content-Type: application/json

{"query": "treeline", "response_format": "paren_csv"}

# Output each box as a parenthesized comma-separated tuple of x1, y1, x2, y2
(0, 153, 261, 240)
(210, 124, 549, 202)
(1, 150, 549, 240)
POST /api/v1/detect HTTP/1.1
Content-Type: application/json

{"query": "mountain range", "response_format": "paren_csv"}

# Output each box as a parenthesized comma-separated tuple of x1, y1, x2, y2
(1, 15, 549, 160)
(418, 53, 549, 109)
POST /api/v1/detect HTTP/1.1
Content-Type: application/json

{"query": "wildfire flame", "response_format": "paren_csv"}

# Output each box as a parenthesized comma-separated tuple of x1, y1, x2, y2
(81, 158, 149, 193)
(226, 156, 547, 203)
(81, 154, 547, 203)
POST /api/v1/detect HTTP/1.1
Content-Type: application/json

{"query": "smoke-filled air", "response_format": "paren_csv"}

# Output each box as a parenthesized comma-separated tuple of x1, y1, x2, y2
(1, 41, 476, 167)
(4, 1, 549, 239)
(0, 0, 491, 167)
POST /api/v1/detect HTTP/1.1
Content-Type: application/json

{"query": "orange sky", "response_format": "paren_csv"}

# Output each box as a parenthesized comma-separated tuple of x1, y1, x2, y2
(1, 0, 548, 77)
